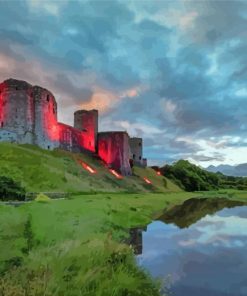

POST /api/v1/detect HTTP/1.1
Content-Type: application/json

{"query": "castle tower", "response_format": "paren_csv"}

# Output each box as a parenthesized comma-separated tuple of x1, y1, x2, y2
(98, 131, 132, 176)
(130, 137, 143, 164)
(0, 79, 34, 144)
(33, 86, 59, 150)
(74, 109, 98, 152)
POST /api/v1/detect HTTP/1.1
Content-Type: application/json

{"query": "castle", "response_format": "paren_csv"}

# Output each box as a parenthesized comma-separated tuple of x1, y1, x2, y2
(0, 78, 147, 175)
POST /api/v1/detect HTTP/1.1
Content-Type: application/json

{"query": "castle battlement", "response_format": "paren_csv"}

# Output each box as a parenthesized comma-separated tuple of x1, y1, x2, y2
(0, 78, 146, 175)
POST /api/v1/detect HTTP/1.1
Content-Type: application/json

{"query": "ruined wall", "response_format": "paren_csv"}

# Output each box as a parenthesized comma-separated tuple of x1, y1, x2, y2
(74, 109, 98, 152)
(130, 137, 143, 164)
(0, 129, 17, 143)
(0, 79, 34, 144)
(33, 86, 59, 150)
(98, 131, 132, 176)
(58, 122, 84, 153)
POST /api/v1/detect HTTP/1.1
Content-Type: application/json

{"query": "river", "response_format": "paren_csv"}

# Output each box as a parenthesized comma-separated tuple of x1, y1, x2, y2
(134, 198, 247, 296)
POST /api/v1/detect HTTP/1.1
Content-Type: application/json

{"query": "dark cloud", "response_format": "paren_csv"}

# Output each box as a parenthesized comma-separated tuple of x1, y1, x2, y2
(191, 153, 225, 163)
(50, 73, 93, 107)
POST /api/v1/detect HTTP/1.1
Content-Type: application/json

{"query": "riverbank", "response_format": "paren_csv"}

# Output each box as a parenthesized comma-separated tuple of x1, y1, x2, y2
(1, 191, 247, 295)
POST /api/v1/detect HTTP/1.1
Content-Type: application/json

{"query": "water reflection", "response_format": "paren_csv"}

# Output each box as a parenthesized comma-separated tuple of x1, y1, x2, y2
(128, 227, 146, 255)
(132, 198, 247, 296)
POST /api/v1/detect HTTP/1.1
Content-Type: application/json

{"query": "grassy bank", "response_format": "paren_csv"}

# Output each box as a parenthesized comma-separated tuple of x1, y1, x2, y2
(0, 143, 181, 194)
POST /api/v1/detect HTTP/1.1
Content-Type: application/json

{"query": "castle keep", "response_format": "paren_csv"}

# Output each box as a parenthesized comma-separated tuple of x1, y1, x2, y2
(0, 78, 147, 175)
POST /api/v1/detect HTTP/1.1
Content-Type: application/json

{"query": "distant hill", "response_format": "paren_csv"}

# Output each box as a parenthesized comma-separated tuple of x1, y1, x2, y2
(207, 163, 247, 177)
(154, 160, 247, 192)
(0, 142, 181, 195)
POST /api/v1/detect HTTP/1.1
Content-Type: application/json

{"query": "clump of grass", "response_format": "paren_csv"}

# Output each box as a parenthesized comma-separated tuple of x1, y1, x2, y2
(35, 193, 51, 203)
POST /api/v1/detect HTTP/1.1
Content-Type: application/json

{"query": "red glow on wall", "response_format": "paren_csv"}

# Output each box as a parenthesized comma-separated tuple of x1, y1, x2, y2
(97, 132, 132, 176)
(80, 112, 97, 152)
(82, 131, 95, 152)
(143, 177, 152, 184)
(109, 169, 123, 179)
(78, 159, 97, 174)
(0, 82, 7, 124)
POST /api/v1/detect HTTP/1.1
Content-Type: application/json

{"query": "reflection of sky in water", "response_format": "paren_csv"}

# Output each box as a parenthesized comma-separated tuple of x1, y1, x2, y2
(137, 206, 247, 296)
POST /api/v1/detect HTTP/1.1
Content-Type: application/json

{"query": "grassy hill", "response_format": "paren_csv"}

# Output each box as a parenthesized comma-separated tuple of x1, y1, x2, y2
(0, 142, 181, 194)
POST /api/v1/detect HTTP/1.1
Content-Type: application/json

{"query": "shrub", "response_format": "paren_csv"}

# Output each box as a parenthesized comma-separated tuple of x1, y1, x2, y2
(35, 193, 51, 203)
(0, 176, 26, 201)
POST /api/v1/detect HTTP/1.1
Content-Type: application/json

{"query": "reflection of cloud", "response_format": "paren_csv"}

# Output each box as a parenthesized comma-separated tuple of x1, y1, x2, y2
(139, 206, 247, 295)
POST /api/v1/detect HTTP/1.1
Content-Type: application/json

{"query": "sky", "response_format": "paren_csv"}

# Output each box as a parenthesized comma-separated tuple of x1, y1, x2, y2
(0, 0, 247, 167)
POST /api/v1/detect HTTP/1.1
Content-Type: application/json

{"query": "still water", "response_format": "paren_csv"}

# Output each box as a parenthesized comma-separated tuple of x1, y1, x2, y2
(135, 198, 247, 296)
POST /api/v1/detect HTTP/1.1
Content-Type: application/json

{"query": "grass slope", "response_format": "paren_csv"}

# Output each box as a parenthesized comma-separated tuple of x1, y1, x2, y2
(0, 142, 181, 194)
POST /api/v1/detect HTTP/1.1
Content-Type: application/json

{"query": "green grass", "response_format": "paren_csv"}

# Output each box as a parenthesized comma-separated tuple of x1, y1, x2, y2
(0, 143, 181, 194)
(0, 192, 198, 296)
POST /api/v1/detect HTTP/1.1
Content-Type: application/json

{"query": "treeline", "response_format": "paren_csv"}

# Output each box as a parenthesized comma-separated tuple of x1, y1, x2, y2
(153, 160, 247, 192)
(0, 176, 26, 201)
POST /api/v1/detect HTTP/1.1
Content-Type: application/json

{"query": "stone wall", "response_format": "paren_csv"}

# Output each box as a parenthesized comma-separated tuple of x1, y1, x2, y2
(98, 131, 132, 176)
(74, 109, 98, 152)
(33, 86, 59, 150)
(58, 122, 84, 153)
(0, 79, 34, 144)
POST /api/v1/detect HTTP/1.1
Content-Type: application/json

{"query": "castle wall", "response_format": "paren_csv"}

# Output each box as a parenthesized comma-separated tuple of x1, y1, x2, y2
(58, 122, 83, 153)
(74, 109, 98, 152)
(129, 137, 147, 167)
(130, 137, 142, 162)
(98, 131, 132, 176)
(33, 86, 59, 150)
(0, 79, 34, 144)
(0, 129, 17, 143)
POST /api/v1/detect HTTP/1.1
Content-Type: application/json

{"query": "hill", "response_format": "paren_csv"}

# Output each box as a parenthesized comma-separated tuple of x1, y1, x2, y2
(207, 163, 247, 177)
(156, 160, 247, 191)
(0, 142, 181, 195)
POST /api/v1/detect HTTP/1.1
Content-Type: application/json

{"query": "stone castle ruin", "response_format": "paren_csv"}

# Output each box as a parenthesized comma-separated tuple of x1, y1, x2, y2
(0, 78, 147, 175)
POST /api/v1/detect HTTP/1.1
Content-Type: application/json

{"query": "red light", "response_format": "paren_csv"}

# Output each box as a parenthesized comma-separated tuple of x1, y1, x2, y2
(78, 160, 96, 174)
(109, 169, 123, 179)
(143, 177, 152, 184)
(157, 171, 161, 176)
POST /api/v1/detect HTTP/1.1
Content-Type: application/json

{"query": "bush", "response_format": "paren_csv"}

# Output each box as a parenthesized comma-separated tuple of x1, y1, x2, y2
(0, 176, 26, 201)
(35, 193, 51, 203)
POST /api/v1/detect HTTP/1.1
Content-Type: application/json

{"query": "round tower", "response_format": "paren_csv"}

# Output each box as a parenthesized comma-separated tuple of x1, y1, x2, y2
(74, 109, 98, 152)
(0, 78, 34, 144)
(33, 86, 59, 150)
